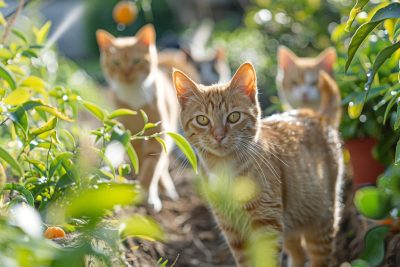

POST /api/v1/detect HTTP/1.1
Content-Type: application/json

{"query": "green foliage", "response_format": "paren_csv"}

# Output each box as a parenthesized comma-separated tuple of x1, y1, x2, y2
(0, 9, 197, 265)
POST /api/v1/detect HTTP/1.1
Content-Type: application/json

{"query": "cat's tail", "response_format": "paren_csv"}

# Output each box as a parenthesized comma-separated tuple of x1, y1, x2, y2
(318, 70, 342, 128)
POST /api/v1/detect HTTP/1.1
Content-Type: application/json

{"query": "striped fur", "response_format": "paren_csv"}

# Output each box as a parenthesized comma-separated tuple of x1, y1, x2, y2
(174, 62, 344, 267)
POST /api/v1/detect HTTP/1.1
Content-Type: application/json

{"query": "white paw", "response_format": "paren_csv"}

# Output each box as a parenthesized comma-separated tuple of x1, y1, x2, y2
(148, 194, 162, 212)
(166, 187, 179, 200)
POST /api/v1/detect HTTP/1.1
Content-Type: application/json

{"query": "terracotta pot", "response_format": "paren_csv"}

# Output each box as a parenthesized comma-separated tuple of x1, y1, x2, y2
(344, 138, 385, 188)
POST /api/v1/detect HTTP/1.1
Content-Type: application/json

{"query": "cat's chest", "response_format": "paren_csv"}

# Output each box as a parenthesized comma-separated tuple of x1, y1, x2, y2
(109, 80, 155, 110)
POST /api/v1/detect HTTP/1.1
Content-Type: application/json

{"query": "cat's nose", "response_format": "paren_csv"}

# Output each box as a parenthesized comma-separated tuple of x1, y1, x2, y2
(213, 128, 226, 143)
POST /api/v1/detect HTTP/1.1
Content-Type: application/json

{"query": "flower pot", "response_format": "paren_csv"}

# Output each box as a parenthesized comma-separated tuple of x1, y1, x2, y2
(344, 138, 385, 188)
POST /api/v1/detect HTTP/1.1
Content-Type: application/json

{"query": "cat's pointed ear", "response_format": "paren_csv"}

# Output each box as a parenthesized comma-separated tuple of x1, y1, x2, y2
(173, 69, 200, 106)
(278, 46, 297, 71)
(136, 24, 156, 46)
(317, 47, 336, 74)
(230, 62, 257, 103)
(96, 30, 115, 51)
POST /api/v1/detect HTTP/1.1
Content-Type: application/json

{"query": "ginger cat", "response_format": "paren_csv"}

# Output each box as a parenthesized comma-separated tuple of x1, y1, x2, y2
(277, 46, 341, 127)
(96, 24, 178, 211)
(173, 62, 344, 267)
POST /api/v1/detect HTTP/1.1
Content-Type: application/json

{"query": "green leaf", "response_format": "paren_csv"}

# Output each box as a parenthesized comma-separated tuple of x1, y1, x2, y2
(21, 76, 47, 95)
(351, 259, 370, 267)
(81, 100, 105, 121)
(21, 49, 39, 59)
(0, 13, 5, 26)
(140, 109, 148, 124)
(144, 122, 160, 131)
(3, 183, 34, 206)
(126, 143, 139, 175)
(0, 146, 23, 176)
(365, 42, 400, 94)
(354, 186, 390, 219)
(155, 137, 167, 153)
(11, 29, 28, 44)
(120, 215, 165, 241)
(9, 106, 28, 136)
(66, 183, 139, 219)
(345, 0, 370, 31)
(108, 108, 137, 119)
(33, 21, 52, 45)
(346, 3, 400, 71)
(383, 91, 399, 124)
(359, 226, 390, 266)
(49, 152, 74, 178)
(395, 139, 400, 164)
(0, 63, 16, 90)
(166, 132, 197, 173)
(35, 105, 74, 122)
(30, 117, 58, 136)
(394, 102, 400, 130)
(3, 88, 31, 106)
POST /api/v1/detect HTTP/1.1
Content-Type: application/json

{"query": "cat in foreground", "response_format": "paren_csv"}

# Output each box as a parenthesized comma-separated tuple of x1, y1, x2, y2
(276, 46, 341, 128)
(96, 24, 178, 211)
(173, 62, 344, 267)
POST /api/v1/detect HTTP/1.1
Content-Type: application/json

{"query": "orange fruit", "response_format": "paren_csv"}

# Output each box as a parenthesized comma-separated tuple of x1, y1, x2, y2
(113, 1, 138, 25)
(44, 226, 66, 239)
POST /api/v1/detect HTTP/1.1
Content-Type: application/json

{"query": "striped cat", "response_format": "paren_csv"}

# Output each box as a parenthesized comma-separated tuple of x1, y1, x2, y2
(173, 62, 345, 266)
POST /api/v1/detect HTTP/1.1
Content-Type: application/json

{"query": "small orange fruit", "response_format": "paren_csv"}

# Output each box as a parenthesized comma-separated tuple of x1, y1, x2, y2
(44, 226, 66, 239)
(113, 1, 138, 25)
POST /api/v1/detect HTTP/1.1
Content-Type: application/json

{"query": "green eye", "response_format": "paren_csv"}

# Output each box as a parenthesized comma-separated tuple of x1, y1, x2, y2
(196, 115, 210, 126)
(112, 60, 120, 66)
(132, 58, 141, 64)
(227, 111, 240, 123)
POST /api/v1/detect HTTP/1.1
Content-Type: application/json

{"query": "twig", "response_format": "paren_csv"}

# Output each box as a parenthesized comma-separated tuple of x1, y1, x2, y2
(1, 0, 25, 44)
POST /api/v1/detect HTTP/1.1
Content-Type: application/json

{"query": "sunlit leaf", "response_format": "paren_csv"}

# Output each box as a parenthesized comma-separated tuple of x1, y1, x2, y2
(11, 29, 28, 44)
(126, 143, 139, 175)
(33, 21, 52, 45)
(166, 132, 197, 173)
(30, 117, 58, 136)
(3, 183, 34, 206)
(144, 122, 159, 131)
(155, 137, 166, 153)
(354, 186, 390, 219)
(4, 87, 31, 105)
(66, 184, 139, 219)
(140, 109, 148, 124)
(7, 65, 26, 76)
(359, 226, 389, 266)
(0, 146, 23, 176)
(108, 108, 137, 119)
(384, 18, 397, 41)
(0, 63, 16, 90)
(0, 13, 5, 26)
(351, 259, 371, 267)
(21, 49, 39, 59)
(21, 76, 46, 95)
(346, 3, 400, 71)
(9, 106, 28, 138)
(345, 0, 370, 31)
(0, 48, 12, 59)
(35, 105, 74, 122)
(49, 152, 74, 178)
(81, 100, 105, 121)
(365, 42, 400, 95)
(120, 214, 164, 241)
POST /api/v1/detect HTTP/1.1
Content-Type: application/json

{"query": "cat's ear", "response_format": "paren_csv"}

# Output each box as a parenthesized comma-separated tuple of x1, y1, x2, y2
(96, 30, 115, 51)
(136, 24, 156, 46)
(278, 46, 297, 71)
(173, 69, 200, 106)
(230, 62, 257, 103)
(317, 47, 336, 74)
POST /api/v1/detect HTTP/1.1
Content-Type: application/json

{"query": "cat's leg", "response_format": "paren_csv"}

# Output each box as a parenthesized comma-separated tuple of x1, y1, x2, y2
(283, 232, 306, 267)
(159, 156, 179, 200)
(303, 222, 333, 267)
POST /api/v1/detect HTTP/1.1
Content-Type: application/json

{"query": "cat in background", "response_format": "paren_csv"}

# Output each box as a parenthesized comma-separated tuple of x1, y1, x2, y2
(173, 62, 344, 267)
(276, 46, 341, 127)
(96, 24, 178, 211)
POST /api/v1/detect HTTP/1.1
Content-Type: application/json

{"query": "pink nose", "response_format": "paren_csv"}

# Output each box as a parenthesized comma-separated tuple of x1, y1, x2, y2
(213, 128, 226, 143)
(214, 134, 225, 142)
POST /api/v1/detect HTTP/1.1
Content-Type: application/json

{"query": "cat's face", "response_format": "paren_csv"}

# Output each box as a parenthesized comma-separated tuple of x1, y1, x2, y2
(96, 25, 155, 86)
(173, 63, 260, 157)
(276, 46, 336, 109)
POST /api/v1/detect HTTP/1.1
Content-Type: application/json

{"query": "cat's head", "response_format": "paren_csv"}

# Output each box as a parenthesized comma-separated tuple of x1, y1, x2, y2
(96, 24, 156, 87)
(173, 62, 260, 157)
(276, 46, 336, 109)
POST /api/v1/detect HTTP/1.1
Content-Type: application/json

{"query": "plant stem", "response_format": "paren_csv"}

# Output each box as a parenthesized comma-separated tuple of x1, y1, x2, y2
(1, 0, 25, 43)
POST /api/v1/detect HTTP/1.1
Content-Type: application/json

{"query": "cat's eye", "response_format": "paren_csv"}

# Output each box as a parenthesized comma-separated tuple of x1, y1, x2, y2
(132, 58, 141, 65)
(291, 80, 298, 86)
(196, 115, 210, 126)
(311, 80, 318, 86)
(112, 60, 120, 66)
(227, 111, 241, 124)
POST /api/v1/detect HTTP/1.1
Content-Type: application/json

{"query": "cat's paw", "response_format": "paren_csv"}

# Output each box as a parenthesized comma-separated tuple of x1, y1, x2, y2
(165, 186, 179, 200)
(148, 194, 162, 212)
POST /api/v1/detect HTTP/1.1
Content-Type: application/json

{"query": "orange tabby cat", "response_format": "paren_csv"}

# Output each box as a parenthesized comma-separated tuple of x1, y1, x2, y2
(96, 24, 178, 211)
(277, 46, 341, 127)
(173, 62, 344, 267)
